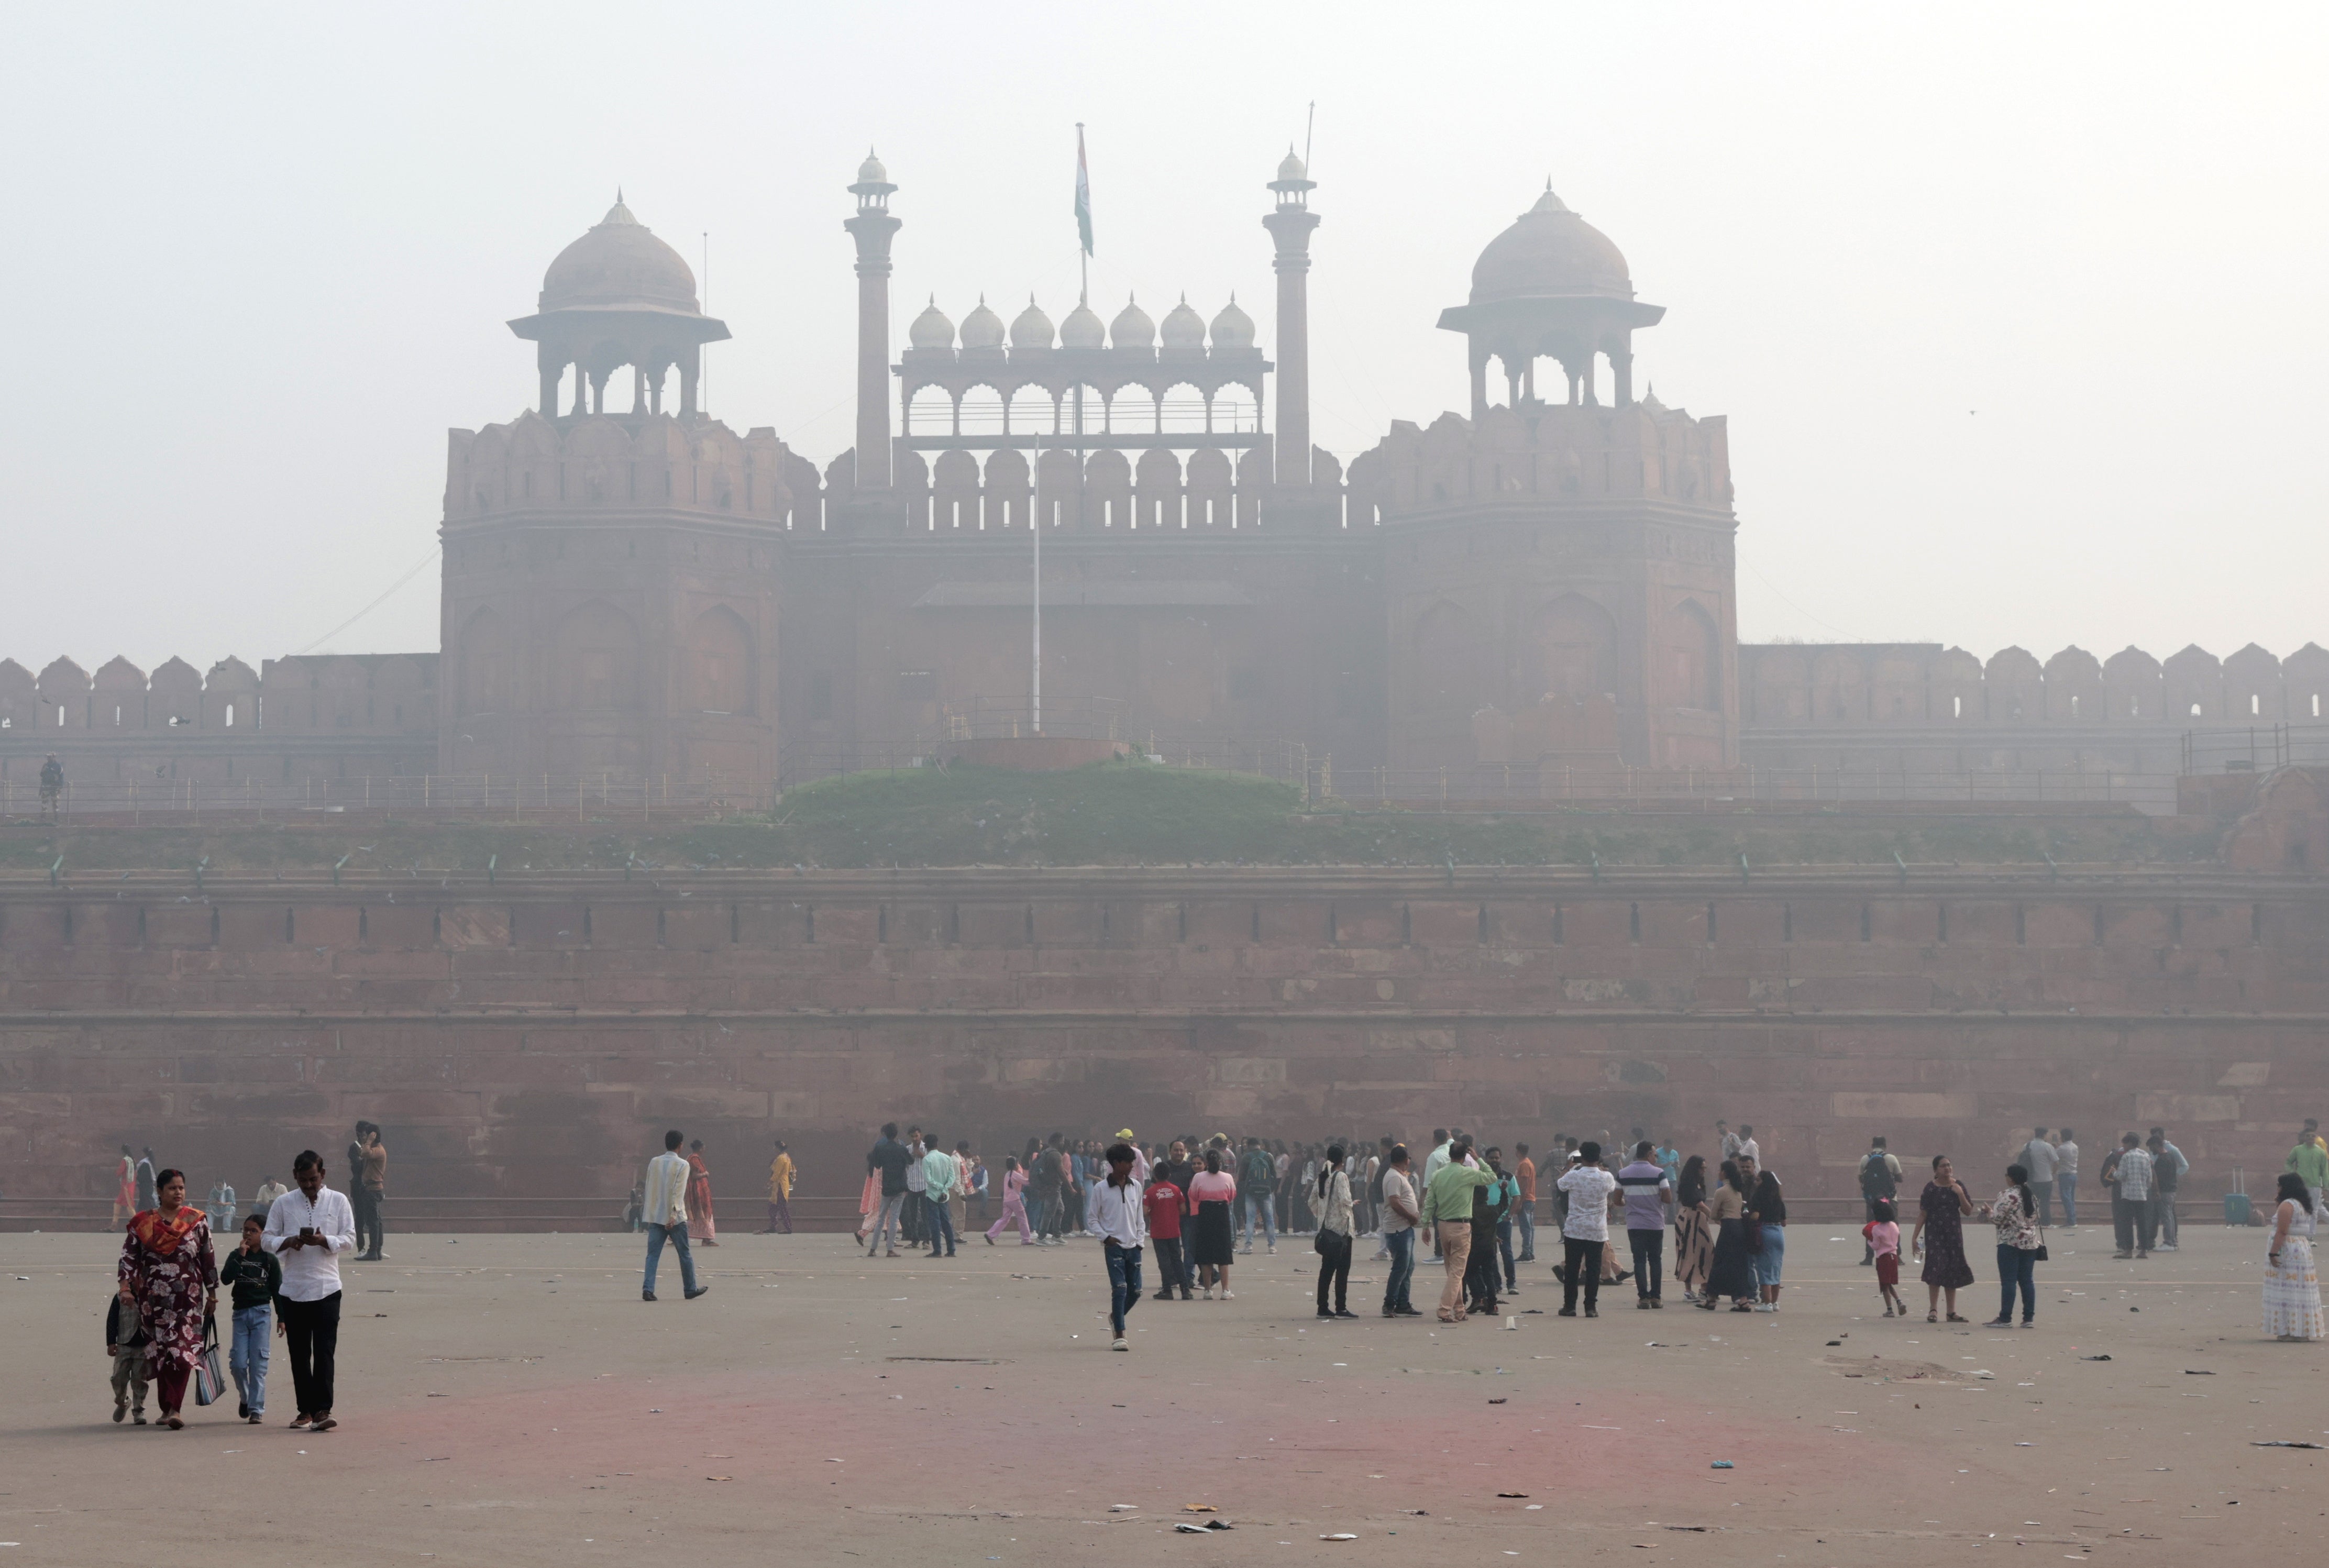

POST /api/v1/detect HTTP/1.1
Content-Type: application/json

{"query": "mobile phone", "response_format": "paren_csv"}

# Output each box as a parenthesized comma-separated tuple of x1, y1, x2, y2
(300, 1227, 317, 1239)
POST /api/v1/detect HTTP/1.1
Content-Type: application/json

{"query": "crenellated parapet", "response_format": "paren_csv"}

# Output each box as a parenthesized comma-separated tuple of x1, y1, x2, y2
(1742, 641, 2329, 727)
(1346, 399, 1732, 524)
(444, 411, 817, 531)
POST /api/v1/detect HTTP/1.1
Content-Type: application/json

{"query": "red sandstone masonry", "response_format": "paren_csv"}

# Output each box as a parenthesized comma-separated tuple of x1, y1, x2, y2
(2, 866, 2327, 1212)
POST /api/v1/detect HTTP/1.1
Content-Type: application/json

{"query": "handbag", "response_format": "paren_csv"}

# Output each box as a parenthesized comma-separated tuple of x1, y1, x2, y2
(192, 1314, 226, 1407)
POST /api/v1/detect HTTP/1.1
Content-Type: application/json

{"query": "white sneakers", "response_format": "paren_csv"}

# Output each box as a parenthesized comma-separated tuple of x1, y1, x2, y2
(1112, 1335, 1129, 1352)
(1220, 1288, 1235, 1300)
(1202, 1286, 1214, 1300)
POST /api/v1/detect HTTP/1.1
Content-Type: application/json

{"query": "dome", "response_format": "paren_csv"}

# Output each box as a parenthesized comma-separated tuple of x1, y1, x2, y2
(1159, 293, 1206, 350)
(1059, 295, 1106, 349)
(1209, 294, 1255, 352)
(1277, 148, 1307, 183)
(539, 196, 700, 314)
(856, 149, 889, 186)
(959, 295, 1005, 350)
(1468, 184, 1632, 305)
(1010, 295, 1055, 349)
(908, 296, 955, 350)
(1109, 294, 1155, 349)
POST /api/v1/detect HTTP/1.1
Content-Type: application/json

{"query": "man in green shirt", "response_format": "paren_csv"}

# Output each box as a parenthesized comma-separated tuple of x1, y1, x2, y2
(1425, 1136, 1499, 1323)
(2286, 1124, 2329, 1212)
(921, 1137, 960, 1258)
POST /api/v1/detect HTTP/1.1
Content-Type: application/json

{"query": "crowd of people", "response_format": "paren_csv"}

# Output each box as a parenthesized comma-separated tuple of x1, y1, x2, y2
(102, 1108, 2323, 1431)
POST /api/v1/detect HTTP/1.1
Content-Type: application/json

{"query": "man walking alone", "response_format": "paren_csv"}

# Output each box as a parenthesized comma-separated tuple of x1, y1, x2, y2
(640, 1131, 709, 1302)
(1088, 1143, 1148, 1351)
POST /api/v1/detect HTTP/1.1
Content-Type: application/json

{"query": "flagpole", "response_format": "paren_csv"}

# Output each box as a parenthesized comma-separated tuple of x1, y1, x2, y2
(1031, 428, 1042, 735)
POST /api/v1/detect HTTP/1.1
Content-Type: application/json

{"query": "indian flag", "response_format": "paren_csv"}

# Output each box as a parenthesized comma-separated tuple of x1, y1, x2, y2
(1074, 124, 1092, 256)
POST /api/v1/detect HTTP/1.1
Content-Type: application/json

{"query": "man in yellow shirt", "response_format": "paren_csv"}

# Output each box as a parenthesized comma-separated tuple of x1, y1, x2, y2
(766, 1140, 796, 1235)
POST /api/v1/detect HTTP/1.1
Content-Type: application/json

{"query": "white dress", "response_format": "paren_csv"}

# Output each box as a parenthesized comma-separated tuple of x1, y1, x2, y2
(2264, 1199, 2325, 1340)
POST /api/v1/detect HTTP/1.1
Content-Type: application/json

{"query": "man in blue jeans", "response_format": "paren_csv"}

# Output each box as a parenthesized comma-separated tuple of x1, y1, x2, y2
(1087, 1143, 1148, 1351)
(1238, 1138, 1277, 1254)
(642, 1130, 709, 1302)
(1378, 1144, 1421, 1316)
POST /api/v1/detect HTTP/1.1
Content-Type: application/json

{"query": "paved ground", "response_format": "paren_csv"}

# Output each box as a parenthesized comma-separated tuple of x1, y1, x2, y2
(0, 1223, 2318, 1565)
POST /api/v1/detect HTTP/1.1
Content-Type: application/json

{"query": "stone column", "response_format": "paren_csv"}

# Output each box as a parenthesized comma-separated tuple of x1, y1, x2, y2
(844, 205, 902, 490)
(1262, 200, 1321, 488)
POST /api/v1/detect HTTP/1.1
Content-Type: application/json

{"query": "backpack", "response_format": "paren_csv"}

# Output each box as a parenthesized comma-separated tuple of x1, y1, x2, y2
(1858, 1152, 1895, 1198)
(1240, 1149, 1274, 1189)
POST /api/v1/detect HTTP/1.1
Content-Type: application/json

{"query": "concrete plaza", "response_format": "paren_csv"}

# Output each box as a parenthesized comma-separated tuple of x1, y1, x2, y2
(0, 1223, 2314, 1564)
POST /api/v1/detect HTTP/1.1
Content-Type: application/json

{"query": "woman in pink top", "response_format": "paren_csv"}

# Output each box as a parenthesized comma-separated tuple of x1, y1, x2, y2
(984, 1157, 1034, 1245)
(1186, 1151, 1239, 1300)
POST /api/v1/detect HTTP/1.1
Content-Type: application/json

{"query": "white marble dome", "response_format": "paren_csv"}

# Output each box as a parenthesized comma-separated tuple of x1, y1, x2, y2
(958, 296, 1005, 350)
(1010, 296, 1055, 349)
(1209, 294, 1255, 352)
(1059, 295, 1106, 349)
(908, 296, 955, 350)
(1159, 294, 1206, 350)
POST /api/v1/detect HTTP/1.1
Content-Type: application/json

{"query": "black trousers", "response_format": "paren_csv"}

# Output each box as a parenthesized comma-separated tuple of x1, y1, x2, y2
(2113, 1195, 2156, 1252)
(1628, 1228, 1664, 1300)
(1315, 1230, 1353, 1312)
(352, 1187, 383, 1256)
(280, 1291, 341, 1417)
(1151, 1235, 1191, 1297)
(1563, 1238, 1605, 1312)
(1465, 1230, 1501, 1312)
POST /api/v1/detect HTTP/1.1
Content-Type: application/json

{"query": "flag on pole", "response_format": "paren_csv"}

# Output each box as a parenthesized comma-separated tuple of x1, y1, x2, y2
(1074, 124, 1093, 256)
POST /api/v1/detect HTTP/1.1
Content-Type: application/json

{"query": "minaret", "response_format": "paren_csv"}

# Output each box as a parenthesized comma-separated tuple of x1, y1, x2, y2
(844, 151, 900, 490)
(1262, 148, 1319, 488)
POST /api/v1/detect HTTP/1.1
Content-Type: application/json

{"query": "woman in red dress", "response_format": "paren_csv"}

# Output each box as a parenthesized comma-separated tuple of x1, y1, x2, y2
(118, 1168, 218, 1428)
(686, 1139, 719, 1245)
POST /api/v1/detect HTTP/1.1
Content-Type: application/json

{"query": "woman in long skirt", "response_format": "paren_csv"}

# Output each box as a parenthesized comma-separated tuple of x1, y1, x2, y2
(118, 1168, 218, 1429)
(855, 1171, 880, 1243)
(1696, 1160, 1757, 1311)
(1187, 1150, 1239, 1300)
(1911, 1154, 1978, 1322)
(686, 1140, 718, 1245)
(1672, 1155, 1713, 1300)
(2265, 1172, 2326, 1341)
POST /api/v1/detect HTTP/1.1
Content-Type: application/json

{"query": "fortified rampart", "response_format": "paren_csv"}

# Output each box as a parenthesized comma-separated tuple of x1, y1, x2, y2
(1742, 641, 2329, 786)
(4, 804, 2325, 1214)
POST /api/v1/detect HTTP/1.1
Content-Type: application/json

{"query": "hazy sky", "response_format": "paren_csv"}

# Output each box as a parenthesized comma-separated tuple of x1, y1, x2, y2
(2, 5, 2322, 674)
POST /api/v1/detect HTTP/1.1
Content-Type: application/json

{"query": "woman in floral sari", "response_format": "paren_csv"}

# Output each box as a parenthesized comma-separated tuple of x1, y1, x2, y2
(118, 1168, 218, 1428)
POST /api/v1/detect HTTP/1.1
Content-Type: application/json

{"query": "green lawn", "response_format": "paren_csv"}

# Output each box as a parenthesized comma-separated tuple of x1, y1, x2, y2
(0, 757, 2200, 875)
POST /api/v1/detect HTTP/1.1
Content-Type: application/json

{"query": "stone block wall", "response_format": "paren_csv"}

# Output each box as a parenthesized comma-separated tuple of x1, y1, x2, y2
(3, 861, 2325, 1211)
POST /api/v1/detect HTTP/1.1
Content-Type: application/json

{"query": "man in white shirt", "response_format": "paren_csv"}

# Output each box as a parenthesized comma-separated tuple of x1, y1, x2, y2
(260, 1149, 358, 1431)
(2021, 1127, 2059, 1225)
(1555, 1141, 1620, 1319)
(1086, 1142, 1149, 1350)
(1735, 1125, 1761, 1166)
(1377, 1144, 1421, 1317)
(641, 1130, 709, 1302)
(1717, 1122, 1740, 1162)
